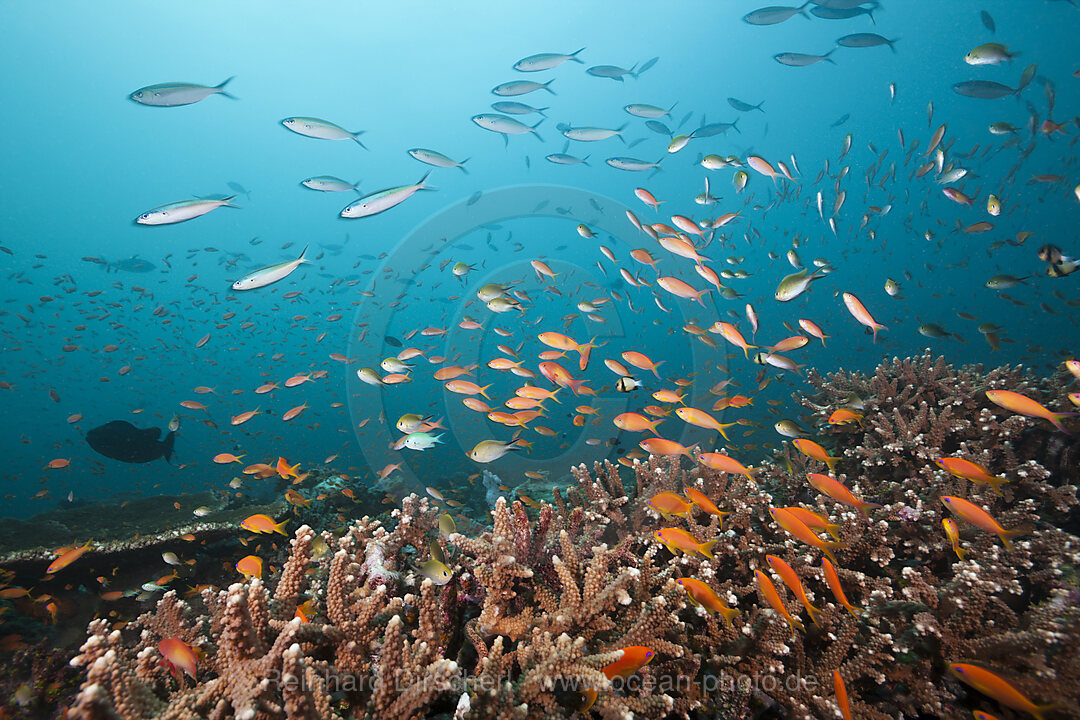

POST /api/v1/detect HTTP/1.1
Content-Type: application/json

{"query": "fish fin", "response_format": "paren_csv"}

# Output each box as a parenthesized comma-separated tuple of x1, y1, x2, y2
(458, 158, 470, 174)
(417, 171, 435, 191)
(351, 131, 368, 150)
(822, 541, 846, 565)
(888, 37, 899, 53)
(298, 244, 312, 264)
(986, 475, 1010, 495)
(699, 539, 720, 559)
(543, 79, 557, 95)
(222, 194, 241, 208)
(161, 431, 176, 464)
(805, 602, 824, 627)
(275, 521, 289, 536)
(732, 117, 741, 134)
(686, 593, 701, 608)
(1048, 412, 1077, 434)
(856, 500, 883, 517)
(569, 47, 586, 63)
(720, 606, 740, 627)
(216, 76, 238, 99)
(824, 48, 837, 64)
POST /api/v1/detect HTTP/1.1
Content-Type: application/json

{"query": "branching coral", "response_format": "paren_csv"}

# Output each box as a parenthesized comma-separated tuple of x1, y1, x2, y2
(65, 354, 1080, 720)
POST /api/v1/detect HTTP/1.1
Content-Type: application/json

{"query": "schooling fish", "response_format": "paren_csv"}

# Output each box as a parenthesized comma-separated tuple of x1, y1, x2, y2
(281, 117, 367, 147)
(135, 196, 238, 226)
(130, 77, 236, 106)
(231, 246, 311, 291)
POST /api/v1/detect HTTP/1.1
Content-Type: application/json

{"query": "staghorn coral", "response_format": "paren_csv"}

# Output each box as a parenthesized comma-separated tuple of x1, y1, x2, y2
(65, 354, 1080, 720)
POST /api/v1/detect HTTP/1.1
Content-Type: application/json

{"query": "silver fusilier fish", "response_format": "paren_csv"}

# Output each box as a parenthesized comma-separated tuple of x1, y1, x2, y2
(130, 77, 236, 106)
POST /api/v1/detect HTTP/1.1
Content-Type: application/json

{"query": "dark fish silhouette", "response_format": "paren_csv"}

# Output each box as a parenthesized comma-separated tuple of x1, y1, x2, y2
(86, 421, 176, 463)
(111, 256, 156, 273)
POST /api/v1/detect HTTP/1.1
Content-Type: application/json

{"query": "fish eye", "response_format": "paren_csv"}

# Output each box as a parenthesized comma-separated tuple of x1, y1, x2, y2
(646, 652, 654, 657)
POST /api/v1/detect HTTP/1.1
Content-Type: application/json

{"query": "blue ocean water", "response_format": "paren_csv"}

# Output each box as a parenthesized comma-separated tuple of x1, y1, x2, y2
(1, 0, 1077, 519)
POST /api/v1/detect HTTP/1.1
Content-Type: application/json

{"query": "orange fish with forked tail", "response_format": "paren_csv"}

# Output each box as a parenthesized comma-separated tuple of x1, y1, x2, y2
(46, 540, 92, 574)
(675, 577, 740, 626)
(793, 439, 841, 473)
(754, 569, 803, 639)
(940, 496, 1025, 549)
(949, 664, 1057, 719)
(766, 555, 823, 627)
(639, 437, 696, 458)
(770, 508, 846, 564)
(935, 457, 1009, 495)
(842, 292, 888, 342)
(985, 390, 1075, 434)
(654, 528, 720, 559)
(806, 473, 881, 517)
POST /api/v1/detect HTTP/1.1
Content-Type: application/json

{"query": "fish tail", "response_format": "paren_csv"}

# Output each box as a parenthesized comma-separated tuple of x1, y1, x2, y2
(888, 37, 899, 54)
(417, 170, 434, 190)
(1000, 528, 1027, 550)
(825, 523, 842, 542)
(699, 539, 720, 560)
(274, 521, 289, 536)
(1048, 412, 1076, 434)
(222, 194, 241, 208)
(857, 500, 883, 517)
(790, 616, 806, 636)
(742, 468, 760, 485)
(351, 131, 368, 150)
(1031, 703, 1060, 720)
(543, 79, 557, 95)
(824, 48, 837, 64)
(954, 545, 969, 561)
(844, 603, 865, 618)
(986, 475, 1010, 495)
(216, 76, 238, 99)
(162, 431, 176, 464)
(298, 244, 311, 264)
(569, 47, 586, 62)
(720, 606, 740, 628)
(458, 158, 470, 174)
(805, 602, 824, 627)
(822, 542, 845, 565)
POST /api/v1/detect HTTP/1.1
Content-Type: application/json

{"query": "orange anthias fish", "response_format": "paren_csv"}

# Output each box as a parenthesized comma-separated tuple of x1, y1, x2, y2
(675, 577, 740, 626)
(792, 439, 841, 473)
(754, 569, 804, 639)
(684, 487, 730, 527)
(46, 540, 92, 574)
(770, 508, 845, 564)
(940, 496, 1025, 549)
(648, 492, 693, 520)
(842, 292, 888, 343)
(698, 452, 759, 483)
(985, 390, 1075, 434)
(675, 407, 737, 440)
(710, 321, 756, 359)
(639, 437, 696, 458)
(158, 637, 198, 681)
(935, 457, 1009, 495)
(781, 507, 841, 541)
(654, 528, 720, 559)
(833, 671, 853, 720)
(942, 518, 968, 560)
(821, 556, 864, 618)
(240, 514, 288, 535)
(285, 489, 311, 508)
(602, 646, 656, 680)
(949, 664, 1057, 720)
(828, 408, 863, 425)
(621, 350, 664, 379)
(236, 555, 263, 579)
(765, 555, 823, 627)
(806, 473, 882, 517)
(277, 457, 300, 480)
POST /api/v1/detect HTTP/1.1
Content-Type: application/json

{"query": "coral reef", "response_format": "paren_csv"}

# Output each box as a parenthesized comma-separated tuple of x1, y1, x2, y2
(62, 352, 1080, 719)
